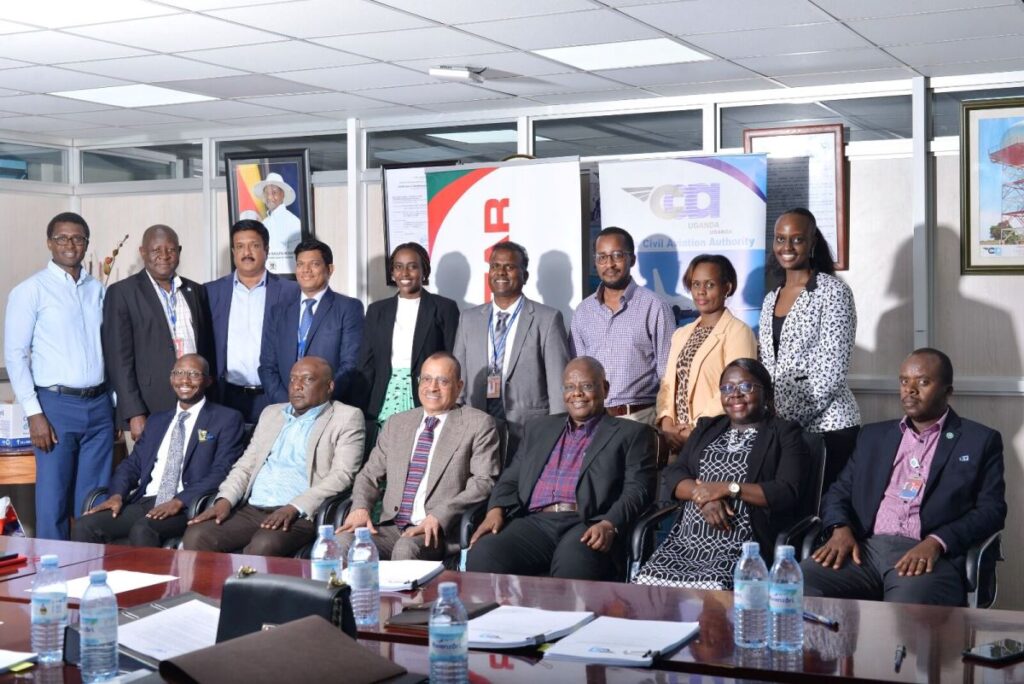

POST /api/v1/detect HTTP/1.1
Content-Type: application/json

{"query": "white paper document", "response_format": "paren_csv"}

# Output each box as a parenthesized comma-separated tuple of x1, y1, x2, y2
(344, 560, 443, 592)
(37, 570, 179, 600)
(468, 606, 595, 649)
(118, 599, 220, 661)
(543, 616, 699, 667)
(0, 649, 35, 673)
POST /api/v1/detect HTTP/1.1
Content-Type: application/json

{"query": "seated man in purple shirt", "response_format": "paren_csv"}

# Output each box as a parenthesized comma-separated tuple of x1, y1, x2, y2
(802, 348, 1006, 606)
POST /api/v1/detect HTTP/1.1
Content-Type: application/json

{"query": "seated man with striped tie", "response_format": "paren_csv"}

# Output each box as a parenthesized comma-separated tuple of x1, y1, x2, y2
(73, 354, 245, 547)
(336, 352, 500, 561)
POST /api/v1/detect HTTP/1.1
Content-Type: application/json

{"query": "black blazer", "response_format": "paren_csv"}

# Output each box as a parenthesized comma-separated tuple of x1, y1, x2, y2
(353, 290, 460, 420)
(664, 415, 808, 559)
(488, 413, 656, 532)
(102, 270, 214, 427)
(820, 409, 1006, 559)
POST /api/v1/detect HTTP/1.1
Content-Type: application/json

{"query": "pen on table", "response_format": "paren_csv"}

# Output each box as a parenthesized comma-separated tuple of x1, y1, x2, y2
(802, 610, 839, 630)
(895, 644, 907, 673)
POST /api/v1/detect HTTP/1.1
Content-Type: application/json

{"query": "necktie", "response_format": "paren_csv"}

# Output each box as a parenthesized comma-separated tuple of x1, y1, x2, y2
(297, 298, 315, 359)
(155, 412, 189, 505)
(395, 416, 440, 528)
(492, 311, 510, 374)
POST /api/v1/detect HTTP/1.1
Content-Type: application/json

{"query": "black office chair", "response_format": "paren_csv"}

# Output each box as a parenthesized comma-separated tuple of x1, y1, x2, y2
(774, 432, 828, 558)
(78, 486, 215, 550)
(456, 421, 510, 571)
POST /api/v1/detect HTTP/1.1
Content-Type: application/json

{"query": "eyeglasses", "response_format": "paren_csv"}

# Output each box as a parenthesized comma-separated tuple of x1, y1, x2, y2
(170, 369, 205, 379)
(289, 374, 318, 386)
(562, 382, 597, 394)
(720, 381, 763, 396)
(418, 374, 453, 387)
(50, 235, 88, 247)
(595, 251, 631, 265)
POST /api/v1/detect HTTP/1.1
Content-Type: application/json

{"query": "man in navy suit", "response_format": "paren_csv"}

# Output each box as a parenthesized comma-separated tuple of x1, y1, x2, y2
(72, 354, 245, 547)
(803, 348, 1006, 606)
(258, 238, 364, 405)
(206, 220, 299, 424)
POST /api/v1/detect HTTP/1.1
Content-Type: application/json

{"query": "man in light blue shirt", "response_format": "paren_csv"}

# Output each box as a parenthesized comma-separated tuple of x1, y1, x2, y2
(3, 212, 113, 539)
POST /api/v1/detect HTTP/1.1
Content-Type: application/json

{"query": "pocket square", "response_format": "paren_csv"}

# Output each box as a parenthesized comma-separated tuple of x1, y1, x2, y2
(198, 430, 215, 442)
(958, 454, 970, 462)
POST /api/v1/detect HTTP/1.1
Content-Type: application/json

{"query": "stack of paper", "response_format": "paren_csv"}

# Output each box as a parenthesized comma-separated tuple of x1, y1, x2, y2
(118, 599, 221, 662)
(40, 570, 179, 600)
(468, 606, 595, 649)
(0, 650, 35, 674)
(343, 560, 443, 591)
(543, 616, 699, 667)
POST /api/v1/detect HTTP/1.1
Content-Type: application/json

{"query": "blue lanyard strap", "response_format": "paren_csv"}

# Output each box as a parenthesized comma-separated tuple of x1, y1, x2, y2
(488, 298, 524, 371)
(157, 280, 178, 330)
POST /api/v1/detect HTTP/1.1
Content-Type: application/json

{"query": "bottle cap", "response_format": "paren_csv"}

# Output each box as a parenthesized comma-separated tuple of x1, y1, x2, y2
(438, 582, 458, 599)
(741, 541, 760, 556)
(89, 570, 107, 584)
(355, 526, 371, 541)
(776, 544, 795, 559)
(318, 524, 335, 539)
(40, 554, 58, 568)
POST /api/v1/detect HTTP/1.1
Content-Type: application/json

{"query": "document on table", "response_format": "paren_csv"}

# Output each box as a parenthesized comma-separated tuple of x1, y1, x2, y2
(468, 606, 595, 649)
(0, 650, 35, 674)
(543, 616, 699, 667)
(118, 599, 220, 661)
(344, 560, 443, 592)
(33, 570, 179, 600)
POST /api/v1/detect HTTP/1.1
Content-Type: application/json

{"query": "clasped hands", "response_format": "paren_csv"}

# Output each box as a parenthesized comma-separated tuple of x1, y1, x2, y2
(811, 525, 942, 575)
(691, 480, 735, 533)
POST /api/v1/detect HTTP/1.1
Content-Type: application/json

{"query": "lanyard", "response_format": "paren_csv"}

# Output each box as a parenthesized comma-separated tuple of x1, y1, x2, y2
(488, 298, 524, 371)
(157, 280, 178, 331)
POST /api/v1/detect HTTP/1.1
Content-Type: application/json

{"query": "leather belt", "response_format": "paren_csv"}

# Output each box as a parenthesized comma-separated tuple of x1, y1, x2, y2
(35, 383, 107, 399)
(227, 383, 264, 396)
(539, 503, 578, 513)
(606, 402, 653, 417)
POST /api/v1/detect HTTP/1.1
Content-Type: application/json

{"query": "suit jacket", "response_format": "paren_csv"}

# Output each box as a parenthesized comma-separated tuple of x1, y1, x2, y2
(656, 308, 758, 427)
(205, 270, 300, 391)
(351, 405, 499, 538)
(216, 400, 365, 515)
(353, 291, 460, 420)
(453, 297, 569, 438)
(109, 401, 245, 508)
(102, 270, 214, 426)
(488, 413, 656, 532)
(663, 415, 807, 559)
(820, 409, 1006, 558)
(258, 288, 365, 404)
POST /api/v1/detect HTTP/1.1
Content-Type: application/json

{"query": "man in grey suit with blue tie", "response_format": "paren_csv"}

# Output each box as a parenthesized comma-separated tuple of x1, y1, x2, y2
(453, 242, 570, 455)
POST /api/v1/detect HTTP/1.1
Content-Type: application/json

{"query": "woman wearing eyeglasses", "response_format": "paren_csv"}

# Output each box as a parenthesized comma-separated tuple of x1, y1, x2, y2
(656, 255, 756, 456)
(354, 243, 460, 427)
(759, 208, 860, 494)
(634, 358, 807, 588)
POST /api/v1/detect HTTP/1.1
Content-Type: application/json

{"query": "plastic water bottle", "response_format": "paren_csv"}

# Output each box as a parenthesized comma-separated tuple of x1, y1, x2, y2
(769, 545, 804, 652)
(429, 582, 468, 684)
(31, 554, 67, 665)
(79, 570, 119, 682)
(347, 527, 380, 627)
(733, 541, 769, 649)
(311, 525, 342, 581)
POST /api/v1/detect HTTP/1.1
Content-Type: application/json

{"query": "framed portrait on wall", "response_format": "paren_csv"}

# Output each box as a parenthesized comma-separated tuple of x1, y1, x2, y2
(224, 149, 313, 276)
(743, 123, 848, 270)
(961, 97, 1024, 275)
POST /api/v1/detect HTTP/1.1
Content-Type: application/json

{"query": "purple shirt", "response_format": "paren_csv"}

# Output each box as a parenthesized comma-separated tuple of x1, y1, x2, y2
(529, 415, 602, 511)
(873, 410, 949, 549)
(570, 279, 675, 408)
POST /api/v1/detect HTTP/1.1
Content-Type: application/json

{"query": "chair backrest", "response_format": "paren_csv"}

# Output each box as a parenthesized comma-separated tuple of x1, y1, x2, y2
(801, 432, 827, 519)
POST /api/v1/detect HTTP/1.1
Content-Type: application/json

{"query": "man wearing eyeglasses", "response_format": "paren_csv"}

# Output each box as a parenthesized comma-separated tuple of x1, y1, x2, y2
(336, 352, 499, 561)
(4, 213, 114, 539)
(72, 354, 244, 547)
(570, 227, 675, 426)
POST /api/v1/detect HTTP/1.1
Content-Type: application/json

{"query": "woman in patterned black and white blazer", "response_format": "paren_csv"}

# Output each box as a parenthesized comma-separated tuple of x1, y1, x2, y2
(758, 208, 860, 495)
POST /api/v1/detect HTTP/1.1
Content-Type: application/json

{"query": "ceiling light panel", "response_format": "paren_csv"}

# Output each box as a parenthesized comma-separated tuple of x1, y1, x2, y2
(535, 38, 710, 71)
(462, 10, 660, 51)
(68, 14, 281, 52)
(52, 84, 216, 107)
(314, 27, 505, 62)
(182, 41, 369, 73)
(207, 0, 431, 39)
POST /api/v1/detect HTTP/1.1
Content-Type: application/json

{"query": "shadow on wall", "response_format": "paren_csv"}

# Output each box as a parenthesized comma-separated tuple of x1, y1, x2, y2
(366, 253, 388, 303)
(636, 234, 694, 323)
(535, 250, 574, 329)
(435, 251, 472, 312)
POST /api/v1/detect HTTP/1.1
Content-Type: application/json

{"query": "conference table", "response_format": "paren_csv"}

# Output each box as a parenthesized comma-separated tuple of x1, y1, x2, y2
(2, 536, 1024, 683)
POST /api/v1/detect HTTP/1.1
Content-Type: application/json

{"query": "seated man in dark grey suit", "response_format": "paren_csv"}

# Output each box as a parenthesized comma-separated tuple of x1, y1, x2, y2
(467, 357, 656, 581)
(337, 352, 500, 561)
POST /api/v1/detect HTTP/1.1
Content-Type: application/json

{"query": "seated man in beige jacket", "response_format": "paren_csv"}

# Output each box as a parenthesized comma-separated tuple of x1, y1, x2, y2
(184, 356, 364, 556)
(337, 352, 500, 561)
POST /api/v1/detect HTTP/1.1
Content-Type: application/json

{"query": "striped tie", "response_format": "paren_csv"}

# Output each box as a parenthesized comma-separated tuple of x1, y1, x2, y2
(395, 416, 439, 528)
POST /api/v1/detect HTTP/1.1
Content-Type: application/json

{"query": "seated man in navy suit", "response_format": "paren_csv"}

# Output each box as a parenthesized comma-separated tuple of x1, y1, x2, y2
(802, 348, 1006, 606)
(73, 354, 245, 547)
(258, 238, 364, 405)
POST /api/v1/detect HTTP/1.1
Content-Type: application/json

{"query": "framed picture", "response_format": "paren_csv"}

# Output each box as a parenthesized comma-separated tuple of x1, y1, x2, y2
(224, 149, 313, 276)
(960, 97, 1024, 274)
(744, 123, 849, 270)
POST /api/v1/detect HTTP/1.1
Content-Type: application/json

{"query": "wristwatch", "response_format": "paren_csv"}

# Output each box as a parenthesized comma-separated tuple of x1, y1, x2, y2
(727, 482, 741, 499)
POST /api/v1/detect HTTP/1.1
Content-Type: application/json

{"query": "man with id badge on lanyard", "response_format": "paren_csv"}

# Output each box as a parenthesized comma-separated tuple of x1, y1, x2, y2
(454, 242, 569, 456)
(103, 225, 213, 446)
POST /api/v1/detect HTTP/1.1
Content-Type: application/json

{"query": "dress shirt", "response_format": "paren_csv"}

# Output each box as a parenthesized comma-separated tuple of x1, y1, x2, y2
(570, 279, 675, 407)
(144, 398, 206, 498)
(390, 296, 421, 369)
(4, 260, 106, 416)
(486, 296, 523, 377)
(146, 271, 196, 357)
(528, 414, 602, 511)
(873, 410, 949, 549)
(225, 272, 267, 386)
(298, 287, 327, 315)
(409, 411, 449, 525)
(248, 402, 327, 512)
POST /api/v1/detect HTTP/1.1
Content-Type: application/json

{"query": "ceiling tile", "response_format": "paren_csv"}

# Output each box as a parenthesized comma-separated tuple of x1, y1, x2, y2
(142, 99, 290, 119)
(64, 55, 245, 82)
(282, 62, 437, 91)
(375, 0, 593, 24)
(620, 0, 832, 35)
(810, 0, 1016, 20)
(314, 27, 506, 62)
(484, 72, 628, 96)
(353, 82, 511, 105)
(460, 10, 660, 50)
(0, 115, 105, 132)
(0, 66, 128, 93)
(396, 51, 573, 79)
(182, 41, 369, 73)
(51, 109, 193, 126)
(530, 88, 655, 104)
(194, 112, 334, 127)
(0, 1, 180, 29)
(0, 30, 152, 63)
(0, 20, 36, 34)
(736, 48, 903, 76)
(240, 92, 392, 112)
(847, 6, 1024, 46)
(157, 74, 320, 98)
(648, 77, 784, 96)
(917, 57, 1024, 77)
(886, 35, 1024, 66)
(773, 67, 915, 87)
(0, 88, 27, 98)
(594, 60, 757, 86)
(68, 14, 281, 52)
(421, 99, 535, 114)
(683, 23, 871, 59)
(0, 57, 31, 70)
(153, 0, 290, 8)
(0, 94, 114, 115)
(207, 0, 432, 39)
(598, 0, 699, 5)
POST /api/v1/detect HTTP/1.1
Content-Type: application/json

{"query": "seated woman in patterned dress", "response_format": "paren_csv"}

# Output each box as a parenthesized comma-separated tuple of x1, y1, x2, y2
(634, 358, 808, 589)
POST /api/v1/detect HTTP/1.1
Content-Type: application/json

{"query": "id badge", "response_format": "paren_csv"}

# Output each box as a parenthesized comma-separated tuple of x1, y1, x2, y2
(898, 477, 924, 500)
(173, 337, 185, 358)
(486, 373, 502, 399)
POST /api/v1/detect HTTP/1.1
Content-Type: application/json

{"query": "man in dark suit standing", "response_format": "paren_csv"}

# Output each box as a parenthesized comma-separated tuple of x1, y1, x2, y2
(259, 238, 364, 405)
(467, 356, 655, 581)
(803, 348, 1006, 606)
(73, 354, 244, 547)
(103, 224, 213, 442)
(206, 219, 299, 425)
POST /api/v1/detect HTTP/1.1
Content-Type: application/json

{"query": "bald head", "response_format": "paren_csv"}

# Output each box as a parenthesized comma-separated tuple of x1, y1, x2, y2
(562, 356, 609, 424)
(140, 224, 181, 284)
(176, 353, 209, 376)
(288, 356, 334, 415)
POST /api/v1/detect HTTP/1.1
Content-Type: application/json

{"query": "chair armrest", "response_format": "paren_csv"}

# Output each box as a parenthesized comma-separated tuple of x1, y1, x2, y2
(315, 491, 351, 528)
(965, 530, 1003, 592)
(776, 516, 822, 561)
(188, 490, 220, 518)
(329, 498, 354, 530)
(459, 501, 490, 551)
(628, 502, 681, 582)
(81, 487, 109, 515)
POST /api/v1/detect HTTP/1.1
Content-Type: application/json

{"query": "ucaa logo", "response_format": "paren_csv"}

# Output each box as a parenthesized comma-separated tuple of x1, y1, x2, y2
(623, 184, 721, 220)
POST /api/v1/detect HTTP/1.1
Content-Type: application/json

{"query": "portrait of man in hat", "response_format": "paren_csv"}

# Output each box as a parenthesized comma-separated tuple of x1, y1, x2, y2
(253, 172, 302, 273)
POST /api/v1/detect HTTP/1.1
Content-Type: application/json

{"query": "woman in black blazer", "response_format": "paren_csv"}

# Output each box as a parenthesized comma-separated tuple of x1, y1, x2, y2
(355, 243, 460, 425)
(634, 358, 808, 589)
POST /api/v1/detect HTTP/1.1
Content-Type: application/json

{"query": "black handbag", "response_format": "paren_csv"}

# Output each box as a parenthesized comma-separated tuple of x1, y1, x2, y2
(216, 566, 356, 643)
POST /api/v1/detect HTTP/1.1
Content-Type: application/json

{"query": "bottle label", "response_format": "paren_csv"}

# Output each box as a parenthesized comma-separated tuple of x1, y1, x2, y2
(31, 594, 67, 624)
(80, 612, 117, 646)
(311, 559, 340, 582)
(734, 580, 768, 611)
(430, 624, 468, 660)
(769, 584, 802, 614)
(349, 561, 378, 590)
